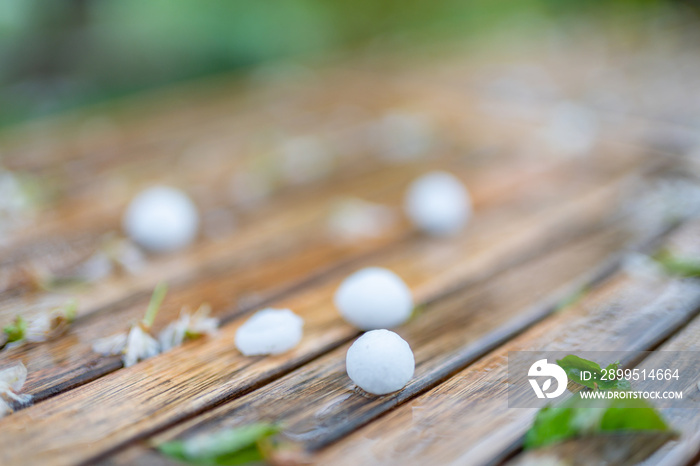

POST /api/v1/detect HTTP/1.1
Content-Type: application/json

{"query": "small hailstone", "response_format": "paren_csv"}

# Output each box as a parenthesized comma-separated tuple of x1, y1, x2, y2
(372, 112, 434, 162)
(334, 267, 413, 330)
(0, 362, 32, 417)
(346, 330, 415, 395)
(123, 186, 200, 253)
(541, 101, 599, 157)
(279, 137, 333, 185)
(228, 170, 275, 210)
(326, 197, 397, 243)
(404, 171, 472, 236)
(158, 304, 219, 352)
(235, 308, 304, 356)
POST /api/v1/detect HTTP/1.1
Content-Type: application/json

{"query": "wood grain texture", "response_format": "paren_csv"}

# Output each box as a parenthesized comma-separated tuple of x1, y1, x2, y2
(0, 146, 646, 401)
(311, 219, 700, 466)
(509, 313, 700, 466)
(101, 222, 635, 465)
(0, 150, 657, 465)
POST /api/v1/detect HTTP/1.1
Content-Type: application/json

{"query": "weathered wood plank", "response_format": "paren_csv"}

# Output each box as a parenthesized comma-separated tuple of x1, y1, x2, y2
(0, 148, 615, 399)
(311, 219, 700, 466)
(101, 219, 636, 465)
(0, 150, 653, 465)
(509, 313, 700, 466)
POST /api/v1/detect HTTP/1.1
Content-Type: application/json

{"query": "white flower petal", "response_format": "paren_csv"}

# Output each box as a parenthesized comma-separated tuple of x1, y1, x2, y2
(123, 325, 160, 367)
(92, 333, 128, 356)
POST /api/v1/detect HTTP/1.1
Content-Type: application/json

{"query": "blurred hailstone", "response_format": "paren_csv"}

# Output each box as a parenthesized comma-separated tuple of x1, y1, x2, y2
(541, 102, 599, 157)
(228, 169, 276, 210)
(404, 171, 472, 236)
(372, 112, 435, 162)
(0, 168, 40, 237)
(235, 308, 304, 356)
(123, 186, 200, 253)
(279, 136, 333, 185)
(326, 198, 397, 243)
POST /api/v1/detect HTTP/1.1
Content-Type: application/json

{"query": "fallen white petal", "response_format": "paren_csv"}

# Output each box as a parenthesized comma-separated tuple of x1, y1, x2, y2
(92, 333, 128, 356)
(123, 324, 160, 367)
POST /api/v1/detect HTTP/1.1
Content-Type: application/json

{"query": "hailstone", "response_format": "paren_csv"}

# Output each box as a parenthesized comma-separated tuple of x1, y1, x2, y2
(346, 329, 415, 395)
(123, 186, 200, 253)
(404, 171, 472, 236)
(235, 308, 304, 356)
(334, 267, 413, 330)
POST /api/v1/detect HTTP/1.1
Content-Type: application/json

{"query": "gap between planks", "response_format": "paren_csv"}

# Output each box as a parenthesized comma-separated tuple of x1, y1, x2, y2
(0, 154, 663, 465)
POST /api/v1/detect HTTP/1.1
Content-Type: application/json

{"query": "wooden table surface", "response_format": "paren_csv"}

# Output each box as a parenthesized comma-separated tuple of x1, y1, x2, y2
(1, 49, 699, 466)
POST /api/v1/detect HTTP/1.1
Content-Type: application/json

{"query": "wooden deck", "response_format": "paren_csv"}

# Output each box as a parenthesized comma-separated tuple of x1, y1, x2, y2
(1, 50, 700, 466)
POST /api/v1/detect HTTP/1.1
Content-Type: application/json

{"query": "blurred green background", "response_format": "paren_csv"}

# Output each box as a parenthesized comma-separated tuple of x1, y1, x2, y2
(0, 0, 697, 127)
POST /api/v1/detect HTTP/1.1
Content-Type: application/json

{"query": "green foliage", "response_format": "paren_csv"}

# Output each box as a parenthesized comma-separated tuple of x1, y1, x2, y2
(524, 397, 671, 449)
(3, 315, 26, 343)
(653, 250, 700, 278)
(158, 423, 280, 466)
(556, 355, 631, 391)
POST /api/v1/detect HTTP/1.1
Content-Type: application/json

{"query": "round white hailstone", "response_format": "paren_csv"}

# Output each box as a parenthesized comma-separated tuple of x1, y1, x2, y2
(374, 112, 434, 162)
(123, 186, 200, 253)
(334, 267, 413, 330)
(346, 329, 415, 395)
(542, 101, 599, 156)
(235, 308, 304, 356)
(404, 171, 472, 236)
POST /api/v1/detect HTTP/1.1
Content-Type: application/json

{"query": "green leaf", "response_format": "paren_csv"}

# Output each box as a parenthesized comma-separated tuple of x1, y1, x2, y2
(158, 423, 280, 466)
(600, 398, 670, 432)
(653, 250, 700, 278)
(63, 299, 78, 323)
(554, 286, 588, 312)
(525, 397, 672, 450)
(3, 316, 27, 343)
(556, 355, 629, 391)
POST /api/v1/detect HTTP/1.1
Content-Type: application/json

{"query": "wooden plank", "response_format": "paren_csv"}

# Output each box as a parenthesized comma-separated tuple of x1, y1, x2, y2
(0, 143, 646, 399)
(0, 149, 653, 465)
(0, 148, 613, 398)
(101, 218, 636, 465)
(509, 313, 700, 466)
(0, 71, 557, 299)
(310, 219, 700, 466)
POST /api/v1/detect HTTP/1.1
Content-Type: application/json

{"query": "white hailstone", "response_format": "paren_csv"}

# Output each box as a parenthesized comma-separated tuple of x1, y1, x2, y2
(346, 330, 415, 395)
(123, 324, 160, 367)
(541, 101, 599, 157)
(404, 171, 472, 236)
(334, 267, 413, 330)
(228, 170, 275, 210)
(158, 304, 219, 352)
(326, 197, 397, 243)
(0, 363, 32, 418)
(373, 112, 434, 162)
(279, 137, 333, 185)
(235, 308, 304, 356)
(123, 186, 200, 253)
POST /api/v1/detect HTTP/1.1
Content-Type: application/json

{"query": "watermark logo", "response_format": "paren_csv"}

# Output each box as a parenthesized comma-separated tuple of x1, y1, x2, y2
(528, 358, 567, 399)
